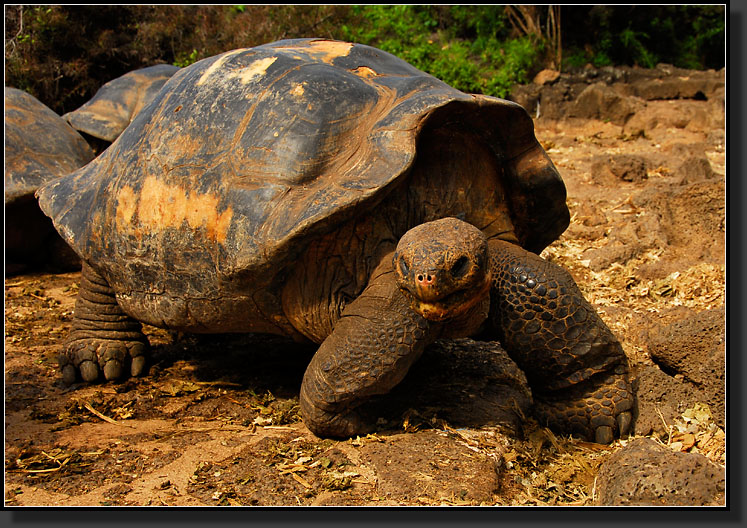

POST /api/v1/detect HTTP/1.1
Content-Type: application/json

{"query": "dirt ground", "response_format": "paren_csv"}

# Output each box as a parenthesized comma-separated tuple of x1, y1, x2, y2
(4, 65, 726, 507)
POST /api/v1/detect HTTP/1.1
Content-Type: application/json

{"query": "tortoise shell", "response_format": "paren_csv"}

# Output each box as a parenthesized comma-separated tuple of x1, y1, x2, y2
(63, 64, 180, 143)
(6, 87, 94, 273)
(5, 87, 94, 204)
(37, 38, 568, 300)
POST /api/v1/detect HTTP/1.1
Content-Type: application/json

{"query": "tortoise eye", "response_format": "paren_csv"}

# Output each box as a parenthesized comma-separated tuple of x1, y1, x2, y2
(450, 256, 470, 278)
(398, 257, 410, 277)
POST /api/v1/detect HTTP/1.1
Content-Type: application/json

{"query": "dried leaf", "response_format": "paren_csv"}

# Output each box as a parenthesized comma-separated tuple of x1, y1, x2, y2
(291, 473, 312, 489)
(680, 433, 696, 451)
(682, 403, 712, 425)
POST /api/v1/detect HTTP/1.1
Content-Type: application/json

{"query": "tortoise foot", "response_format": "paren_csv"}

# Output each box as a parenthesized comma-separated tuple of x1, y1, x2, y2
(299, 390, 375, 438)
(534, 369, 634, 443)
(60, 338, 148, 384)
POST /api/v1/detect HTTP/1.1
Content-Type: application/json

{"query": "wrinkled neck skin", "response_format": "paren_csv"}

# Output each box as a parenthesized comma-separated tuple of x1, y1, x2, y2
(429, 286, 491, 340)
(282, 124, 516, 344)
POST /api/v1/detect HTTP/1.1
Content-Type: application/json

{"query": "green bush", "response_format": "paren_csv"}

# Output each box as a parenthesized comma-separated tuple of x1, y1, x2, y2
(341, 5, 545, 98)
(561, 5, 725, 70)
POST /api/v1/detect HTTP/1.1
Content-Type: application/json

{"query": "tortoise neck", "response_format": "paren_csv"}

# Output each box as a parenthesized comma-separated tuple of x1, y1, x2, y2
(402, 124, 517, 242)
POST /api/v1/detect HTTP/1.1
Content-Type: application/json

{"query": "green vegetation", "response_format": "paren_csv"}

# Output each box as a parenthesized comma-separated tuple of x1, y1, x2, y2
(341, 6, 543, 97)
(4, 5, 725, 114)
(562, 5, 725, 70)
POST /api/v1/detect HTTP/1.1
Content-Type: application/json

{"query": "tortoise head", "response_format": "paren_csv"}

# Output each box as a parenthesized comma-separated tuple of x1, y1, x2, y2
(393, 217, 491, 322)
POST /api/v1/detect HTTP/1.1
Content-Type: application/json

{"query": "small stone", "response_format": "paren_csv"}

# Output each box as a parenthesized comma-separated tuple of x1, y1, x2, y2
(533, 69, 560, 85)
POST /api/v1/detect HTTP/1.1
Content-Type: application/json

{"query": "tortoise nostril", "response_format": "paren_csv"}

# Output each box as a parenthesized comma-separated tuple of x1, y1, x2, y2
(417, 273, 434, 284)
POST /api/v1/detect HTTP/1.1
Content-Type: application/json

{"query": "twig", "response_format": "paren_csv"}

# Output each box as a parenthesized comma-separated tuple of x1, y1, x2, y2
(21, 466, 67, 474)
(194, 380, 243, 388)
(83, 402, 134, 428)
(591, 475, 598, 503)
(655, 406, 673, 445)
(4, 6, 24, 56)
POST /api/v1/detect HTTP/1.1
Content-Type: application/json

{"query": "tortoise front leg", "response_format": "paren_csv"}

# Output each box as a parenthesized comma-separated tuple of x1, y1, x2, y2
(300, 255, 438, 438)
(60, 263, 149, 384)
(486, 240, 634, 443)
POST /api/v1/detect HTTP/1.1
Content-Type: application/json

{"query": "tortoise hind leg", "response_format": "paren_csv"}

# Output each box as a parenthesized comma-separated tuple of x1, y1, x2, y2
(486, 240, 634, 443)
(61, 263, 148, 384)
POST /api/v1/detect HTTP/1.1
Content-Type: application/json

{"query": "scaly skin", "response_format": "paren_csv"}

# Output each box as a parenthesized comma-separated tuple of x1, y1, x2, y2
(485, 239, 633, 443)
(60, 263, 148, 384)
(303, 218, 633, 442)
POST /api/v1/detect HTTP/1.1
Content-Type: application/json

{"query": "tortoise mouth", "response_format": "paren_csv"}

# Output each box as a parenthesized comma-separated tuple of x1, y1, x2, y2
(403, 278, 491, 322)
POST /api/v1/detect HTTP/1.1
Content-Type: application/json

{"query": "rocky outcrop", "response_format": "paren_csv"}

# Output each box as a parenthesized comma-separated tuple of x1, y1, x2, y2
(509, 64, 725, 130)
(642, 306, 725, 427)
(594, 437, 725, 506)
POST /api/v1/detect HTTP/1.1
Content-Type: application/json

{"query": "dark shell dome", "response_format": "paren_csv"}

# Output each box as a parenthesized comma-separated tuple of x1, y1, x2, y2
(37, 39, 568, 292)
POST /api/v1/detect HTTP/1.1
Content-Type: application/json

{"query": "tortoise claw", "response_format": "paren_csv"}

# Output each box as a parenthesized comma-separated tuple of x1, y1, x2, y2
(131, 355, 147, 377)
(534, 374, 635, 443)
(617, 411, 632, 437)
(595, 426, 614, 444)
(60, 338, 148, 384)
(79, 360, 100, 382)
(103, 359, 123, 381)
(300, 391, 373, 438)
(61, 363, 78, 385)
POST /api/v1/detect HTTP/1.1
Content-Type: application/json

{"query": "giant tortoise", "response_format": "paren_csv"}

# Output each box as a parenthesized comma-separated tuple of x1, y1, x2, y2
(5, 87, 94, 274)
(36, 39, 634, 443)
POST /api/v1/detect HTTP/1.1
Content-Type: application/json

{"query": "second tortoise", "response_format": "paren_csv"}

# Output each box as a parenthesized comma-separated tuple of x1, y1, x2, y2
(63, 64, 180, 150)
(5, 87, 94, 274)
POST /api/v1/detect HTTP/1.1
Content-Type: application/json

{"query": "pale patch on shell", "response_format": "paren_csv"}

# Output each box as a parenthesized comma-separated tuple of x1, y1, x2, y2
(196, 49, 247, 86)
(278, 39, 354, 64)
(118, 174, 233, 243)
(351, 66, 377, 78)
(116, 185, 138, 228)
(235, 56, 278, 84)
(290, 83, 306, 97)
